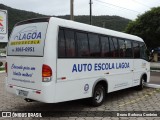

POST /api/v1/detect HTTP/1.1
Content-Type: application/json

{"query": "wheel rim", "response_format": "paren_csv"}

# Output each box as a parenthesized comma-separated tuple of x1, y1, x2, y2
(94, 87, 104, 103)
(142, 78, 145, 88)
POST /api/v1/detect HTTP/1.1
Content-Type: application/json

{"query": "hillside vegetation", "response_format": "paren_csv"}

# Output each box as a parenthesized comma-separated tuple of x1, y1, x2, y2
(125, 7, 160, 48)
(0, 4, 130, 35)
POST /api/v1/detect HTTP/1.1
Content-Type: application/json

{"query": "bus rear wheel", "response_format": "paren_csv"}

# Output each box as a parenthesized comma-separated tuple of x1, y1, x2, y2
(136, 77, 145, 90)
(90, 84, 105, 106)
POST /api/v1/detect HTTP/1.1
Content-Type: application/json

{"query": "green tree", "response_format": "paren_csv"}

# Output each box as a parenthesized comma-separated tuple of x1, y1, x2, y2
(125, 7, 160, 49)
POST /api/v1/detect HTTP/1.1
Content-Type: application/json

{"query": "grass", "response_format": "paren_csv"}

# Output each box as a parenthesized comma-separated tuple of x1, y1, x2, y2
(0, 67, 5, 71)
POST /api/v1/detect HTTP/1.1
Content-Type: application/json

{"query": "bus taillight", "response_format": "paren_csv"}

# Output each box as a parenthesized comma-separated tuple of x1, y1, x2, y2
(42, 64, 52, 82)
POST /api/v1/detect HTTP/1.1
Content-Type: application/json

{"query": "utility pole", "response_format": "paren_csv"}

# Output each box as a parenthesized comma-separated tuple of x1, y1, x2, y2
(70, 0, 74, 20)
(89, 0, 93, 25)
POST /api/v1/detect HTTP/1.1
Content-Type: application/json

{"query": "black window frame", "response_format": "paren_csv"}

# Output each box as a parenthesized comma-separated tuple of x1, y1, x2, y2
(64, 29, 76, 57)
(133, 41, 140, 59)
(58, 27, 147, 61)
(88, 33, 101, 57)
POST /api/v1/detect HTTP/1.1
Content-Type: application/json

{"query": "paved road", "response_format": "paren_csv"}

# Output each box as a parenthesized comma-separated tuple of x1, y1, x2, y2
(0, 72, 160, 120)
(150, 72, 160, 84)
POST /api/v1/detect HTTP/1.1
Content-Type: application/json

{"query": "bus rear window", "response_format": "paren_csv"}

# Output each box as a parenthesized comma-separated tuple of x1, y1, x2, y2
(7, 21, 48, 56)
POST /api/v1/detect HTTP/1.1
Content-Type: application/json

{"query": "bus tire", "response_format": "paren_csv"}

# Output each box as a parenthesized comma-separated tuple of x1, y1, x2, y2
(136, 77, 145, 90)
(90, 84, 105, 106)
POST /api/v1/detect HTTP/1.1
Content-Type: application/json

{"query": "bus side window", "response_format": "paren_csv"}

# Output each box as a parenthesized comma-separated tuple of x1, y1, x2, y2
(125, 40, 133, 58)
(140, 43, 149, 61)
(109, 37, 115, 58)
(76, 32, 90, 57)
(133, 42, 140, 58)
(88, 33, 101, 57)
(100, 36, 110, 57)
(64, 29, 76, 57)
(112, 37, 119, 58)
(119, 39, 125, 58)
(58, 29, 66, 58)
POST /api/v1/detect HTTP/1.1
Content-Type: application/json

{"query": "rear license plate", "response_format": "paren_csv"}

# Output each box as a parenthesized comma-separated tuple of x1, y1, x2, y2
(18, 90, 28, 97)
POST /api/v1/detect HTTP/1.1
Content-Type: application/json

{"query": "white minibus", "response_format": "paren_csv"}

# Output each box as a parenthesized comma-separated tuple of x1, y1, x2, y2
(5, 17, 150, 106)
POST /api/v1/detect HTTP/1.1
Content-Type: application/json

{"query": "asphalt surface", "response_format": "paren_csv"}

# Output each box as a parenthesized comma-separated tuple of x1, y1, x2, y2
(0, 72, 160, 120)
(150, 72, 160, 84)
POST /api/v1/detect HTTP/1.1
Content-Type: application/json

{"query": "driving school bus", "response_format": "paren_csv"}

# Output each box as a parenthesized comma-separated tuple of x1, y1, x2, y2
(5, 17, 150, 106)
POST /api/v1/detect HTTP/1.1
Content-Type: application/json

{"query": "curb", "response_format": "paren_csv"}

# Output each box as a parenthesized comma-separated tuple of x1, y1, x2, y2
(144, 83, 160, 88)
(150, 70, 160, 72)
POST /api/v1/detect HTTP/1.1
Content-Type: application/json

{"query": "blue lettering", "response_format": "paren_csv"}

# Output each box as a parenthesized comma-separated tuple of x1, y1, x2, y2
(98, 63, 101, 70)
(19, 33, 22, 40)
(116, 63, 119, 69)
(72, 62, 130, 73)
(112, 63, 115, 69)
(22, 73, 33, 77)
(37, 32, 41, 39)
(11, 64, 23, 70)
(13, 71, 21, 76)
(78, 64, 82, 72)
(22, 34, 26, 40)
(94, 63, 98, 71)
(127, 62, 130, 68)
(83, 64, 87, 72)
(17, 32, 42, 40)
(109, 63, 112, 69)
(27, 33, 32, 39)
(32, 32, 37, 39)
(102, 63, 106, 70)
(72, 64, 77, 72)
(88, 64, 92, 71)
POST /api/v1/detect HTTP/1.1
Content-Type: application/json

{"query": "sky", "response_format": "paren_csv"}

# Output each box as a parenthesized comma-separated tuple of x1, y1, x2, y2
(0, 0, 160, 20)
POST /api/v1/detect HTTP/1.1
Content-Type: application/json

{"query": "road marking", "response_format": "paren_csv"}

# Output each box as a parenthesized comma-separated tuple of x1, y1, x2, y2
(119, 89, 160, 107)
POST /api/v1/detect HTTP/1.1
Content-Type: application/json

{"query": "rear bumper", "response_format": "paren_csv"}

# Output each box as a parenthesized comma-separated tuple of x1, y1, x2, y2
(6, 83, 55, 103)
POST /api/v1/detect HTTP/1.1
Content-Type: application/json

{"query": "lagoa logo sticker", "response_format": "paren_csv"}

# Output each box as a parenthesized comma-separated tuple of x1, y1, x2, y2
(84, 84, 89, 91)
(14, 26, 41, 40)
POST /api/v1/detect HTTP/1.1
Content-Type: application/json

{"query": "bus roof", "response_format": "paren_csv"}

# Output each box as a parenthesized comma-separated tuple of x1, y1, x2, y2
(50, 17, 143, 42)
(15, 17, 143, 42)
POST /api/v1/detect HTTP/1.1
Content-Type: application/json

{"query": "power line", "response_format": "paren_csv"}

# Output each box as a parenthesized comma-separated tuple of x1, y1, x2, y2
(132, 0, 151, 9)
(94, 0, 142, 14)
(95, 1, 138, 16)
(145, 0, 160, 6)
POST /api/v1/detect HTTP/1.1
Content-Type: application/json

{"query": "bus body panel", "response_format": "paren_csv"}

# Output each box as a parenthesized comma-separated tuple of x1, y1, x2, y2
(55, 59, 134, 102)
(133, 59, 150, 86)
(6, 17, 150, 104)
(6, 56, 57, 103)
(6, 19, 57, 103)
(7, 57, 43, 90)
